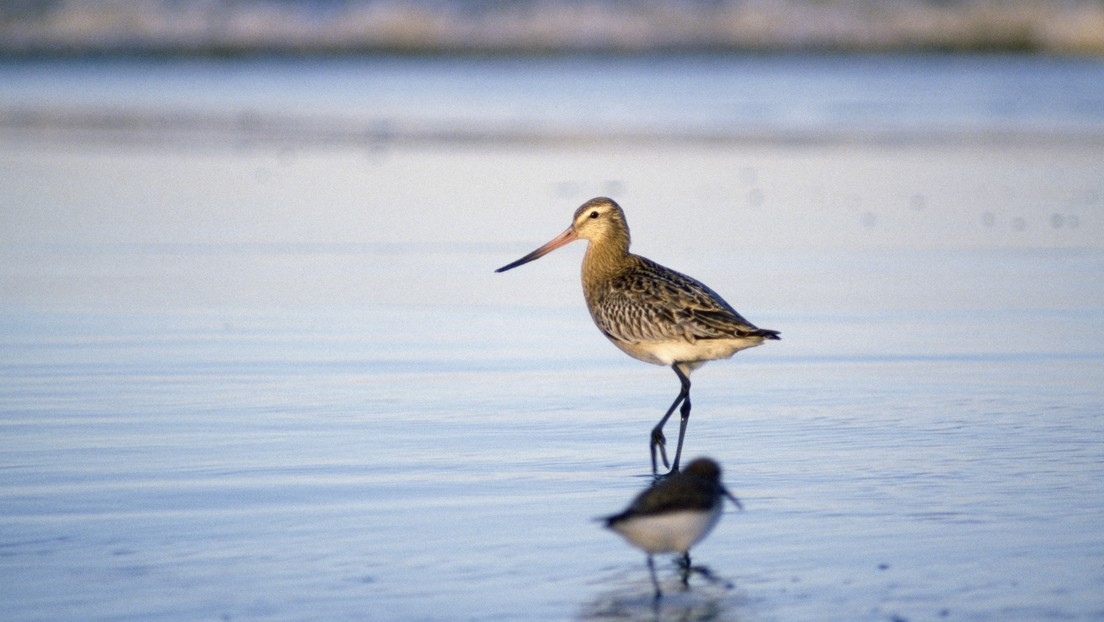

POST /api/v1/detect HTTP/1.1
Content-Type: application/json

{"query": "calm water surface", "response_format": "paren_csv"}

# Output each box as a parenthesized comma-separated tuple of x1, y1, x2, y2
(4, 54, 1104, 139)
(1, 56, 1103, 621)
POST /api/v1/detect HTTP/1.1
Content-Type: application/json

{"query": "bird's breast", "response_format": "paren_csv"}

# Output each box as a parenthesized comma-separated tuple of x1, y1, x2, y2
(611, 507, 723, 554)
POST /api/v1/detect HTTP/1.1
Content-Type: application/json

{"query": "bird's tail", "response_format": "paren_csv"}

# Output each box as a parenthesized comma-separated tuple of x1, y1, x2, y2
(755, 328, 781, 340)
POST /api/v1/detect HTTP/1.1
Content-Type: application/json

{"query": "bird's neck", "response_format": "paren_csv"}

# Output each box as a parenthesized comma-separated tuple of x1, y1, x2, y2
(581, 237, 630, 289)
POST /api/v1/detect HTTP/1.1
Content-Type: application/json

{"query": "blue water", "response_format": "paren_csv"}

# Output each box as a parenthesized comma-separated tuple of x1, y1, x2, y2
(3, 54, 1104, 139)
(1, 56, 1103, 621)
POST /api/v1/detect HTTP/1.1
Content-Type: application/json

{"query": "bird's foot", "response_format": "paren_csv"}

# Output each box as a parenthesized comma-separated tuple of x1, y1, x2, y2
(676, 556, 732, 590)
(687, 565, 733, 589)
(651, 466, 680, 482)
(650, 428, 670, 469)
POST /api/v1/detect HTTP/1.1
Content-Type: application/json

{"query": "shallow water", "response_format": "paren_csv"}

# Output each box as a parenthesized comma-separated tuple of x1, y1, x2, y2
(2, 56, 1104, 621)
(4, 54, 1104, 141)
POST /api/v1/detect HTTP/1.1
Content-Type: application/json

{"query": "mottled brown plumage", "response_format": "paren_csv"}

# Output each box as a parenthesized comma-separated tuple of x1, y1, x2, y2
(496, 197, 779, 475)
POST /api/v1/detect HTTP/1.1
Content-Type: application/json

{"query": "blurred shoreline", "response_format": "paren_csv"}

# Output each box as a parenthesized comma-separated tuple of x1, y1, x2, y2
(2, 0, 1104, 57)
(6, 105, 1104, 149)
(4, 51, 1103, 148)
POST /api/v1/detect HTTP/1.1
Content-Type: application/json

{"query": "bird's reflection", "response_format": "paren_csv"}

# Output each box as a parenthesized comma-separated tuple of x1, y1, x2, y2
(580, 561, 745, 622)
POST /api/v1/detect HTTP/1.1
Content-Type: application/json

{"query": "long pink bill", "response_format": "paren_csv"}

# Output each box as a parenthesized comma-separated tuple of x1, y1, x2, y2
(494, 227, 578, 273)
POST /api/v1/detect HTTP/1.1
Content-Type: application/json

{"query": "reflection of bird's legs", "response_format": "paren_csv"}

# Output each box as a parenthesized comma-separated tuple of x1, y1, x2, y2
(647, 555, 662, 601)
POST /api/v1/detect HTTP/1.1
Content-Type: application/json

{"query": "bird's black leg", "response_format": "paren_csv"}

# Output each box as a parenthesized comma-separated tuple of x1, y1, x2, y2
(669, 365, 693, 474)
(681, 557, 730, 589)
(650, 398, 681, 475)
(647, 555, 662, 601)
(650, 365, 690, 476)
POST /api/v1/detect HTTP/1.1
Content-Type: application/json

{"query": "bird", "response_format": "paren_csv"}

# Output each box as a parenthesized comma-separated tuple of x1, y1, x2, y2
(495, 197, 779, 476)
(601, 457, 742, 600)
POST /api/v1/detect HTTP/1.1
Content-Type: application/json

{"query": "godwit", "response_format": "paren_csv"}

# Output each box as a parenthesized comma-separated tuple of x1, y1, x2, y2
(602, 457, 742, 600)
(495, 197, 779, 475)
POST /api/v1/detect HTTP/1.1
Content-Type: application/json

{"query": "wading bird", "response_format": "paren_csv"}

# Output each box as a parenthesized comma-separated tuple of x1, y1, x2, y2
(602, 457, 742, 600)
(496, 197, 779, 475)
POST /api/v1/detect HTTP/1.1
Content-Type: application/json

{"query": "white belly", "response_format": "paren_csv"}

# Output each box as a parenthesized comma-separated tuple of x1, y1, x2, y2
(610, 507, 723, 554)
(611, 335, 767, 368)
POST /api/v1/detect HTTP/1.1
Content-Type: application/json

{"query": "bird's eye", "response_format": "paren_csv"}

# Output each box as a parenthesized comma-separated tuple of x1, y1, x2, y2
(589, 211, 599, 219)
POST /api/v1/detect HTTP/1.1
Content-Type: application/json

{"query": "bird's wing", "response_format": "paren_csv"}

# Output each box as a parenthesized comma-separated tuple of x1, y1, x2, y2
(592, 256, 770, 345)
(605, 475, 719, 525)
